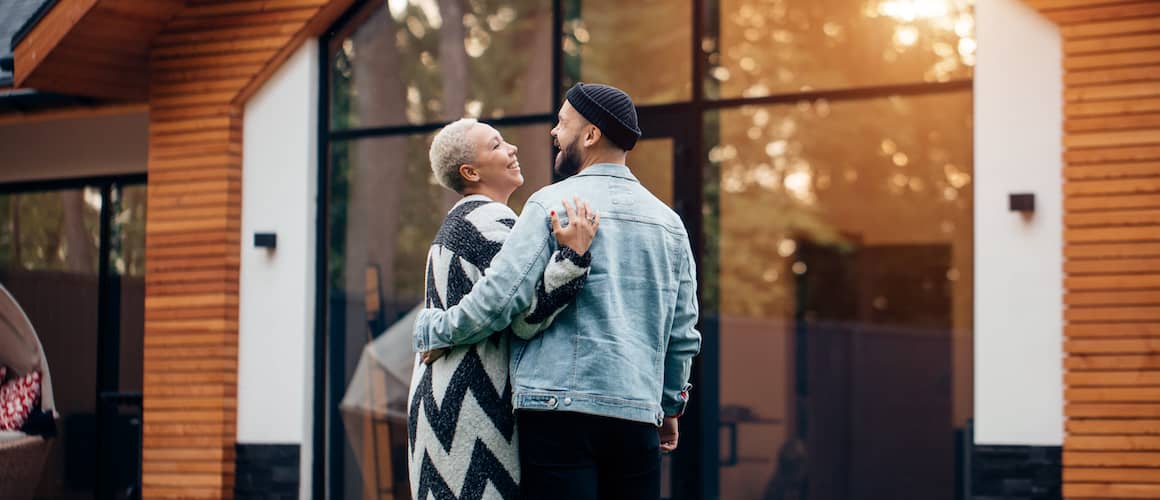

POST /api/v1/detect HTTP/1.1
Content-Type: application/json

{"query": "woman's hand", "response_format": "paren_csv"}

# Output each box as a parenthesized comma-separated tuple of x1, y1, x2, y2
(551, 195, 599, 254)
(421, 348, 447, 365)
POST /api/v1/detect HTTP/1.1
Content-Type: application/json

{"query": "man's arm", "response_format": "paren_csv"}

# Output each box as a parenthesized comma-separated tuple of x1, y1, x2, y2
(413, 200, 554, 351)
(661, 237, 702, 418)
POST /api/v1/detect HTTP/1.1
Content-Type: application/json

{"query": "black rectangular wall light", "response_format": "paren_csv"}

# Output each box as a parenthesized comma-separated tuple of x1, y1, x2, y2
(1009, 193, 1035, 213)
(254, 232, 277, 249)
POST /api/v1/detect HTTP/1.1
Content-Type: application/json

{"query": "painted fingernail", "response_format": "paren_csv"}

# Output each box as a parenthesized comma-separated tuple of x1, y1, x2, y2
(550, 210, 556, 216)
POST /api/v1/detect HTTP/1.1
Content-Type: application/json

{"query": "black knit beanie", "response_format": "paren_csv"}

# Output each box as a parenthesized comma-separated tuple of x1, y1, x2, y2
(565, 82, 642, 151)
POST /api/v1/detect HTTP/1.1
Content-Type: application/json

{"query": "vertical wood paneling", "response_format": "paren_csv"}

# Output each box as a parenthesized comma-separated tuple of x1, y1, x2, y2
(1030, 1, 1160, 497)
(142, 0, 353, 498)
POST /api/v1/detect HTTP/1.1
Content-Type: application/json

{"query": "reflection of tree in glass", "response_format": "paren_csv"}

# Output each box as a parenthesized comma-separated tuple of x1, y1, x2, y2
(62, 190, 98, 273)
(112, 185, 148, 277)
(335, 0, 552, 129)
(391, 134, 450, 302)
(0, 191, 101, 274)
(328, 48, 352, 290)
(563, 0, 693, 105)
(707, 0, 974, 97)
(711, 93, 973, 322)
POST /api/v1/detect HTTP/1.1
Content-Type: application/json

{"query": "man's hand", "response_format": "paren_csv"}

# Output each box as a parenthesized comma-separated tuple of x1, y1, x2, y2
(552, 195, 599, 254)
(660, 416, 679, 453)
(421, 348, 447, 365)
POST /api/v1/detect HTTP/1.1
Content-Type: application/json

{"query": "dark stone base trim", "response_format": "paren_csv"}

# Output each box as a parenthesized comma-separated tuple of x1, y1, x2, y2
(235, 443, 300, 500)
(972, 444, 1061, 500)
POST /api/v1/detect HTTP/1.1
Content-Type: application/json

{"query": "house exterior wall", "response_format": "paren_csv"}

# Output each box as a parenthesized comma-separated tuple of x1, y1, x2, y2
(974, 0, 1064, 447)
(238, 39, 319, 500)
(5, 0, 1157, 497)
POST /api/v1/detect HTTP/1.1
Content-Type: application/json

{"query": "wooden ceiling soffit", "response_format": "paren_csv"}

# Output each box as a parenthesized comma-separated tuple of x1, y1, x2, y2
(230, 0, 358, 106)
(13, 0, 187, 100)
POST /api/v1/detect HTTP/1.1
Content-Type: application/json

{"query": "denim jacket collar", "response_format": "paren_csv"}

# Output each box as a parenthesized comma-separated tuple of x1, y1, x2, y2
(574, 163, 639, 183)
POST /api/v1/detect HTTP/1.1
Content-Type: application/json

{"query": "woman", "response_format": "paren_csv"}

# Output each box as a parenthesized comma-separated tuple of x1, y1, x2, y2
(407, 118, 598, 499)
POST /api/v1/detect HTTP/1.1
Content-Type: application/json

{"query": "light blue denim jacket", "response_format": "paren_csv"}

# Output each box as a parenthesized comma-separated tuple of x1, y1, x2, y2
(413, 163, 702, 426)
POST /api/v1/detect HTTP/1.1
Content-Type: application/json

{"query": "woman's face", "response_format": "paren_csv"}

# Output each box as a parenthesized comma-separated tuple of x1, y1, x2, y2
(465, 123, 524, 196)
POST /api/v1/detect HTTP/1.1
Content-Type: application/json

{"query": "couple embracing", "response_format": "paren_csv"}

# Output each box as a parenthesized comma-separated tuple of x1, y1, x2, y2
(408, 83, 701, 500)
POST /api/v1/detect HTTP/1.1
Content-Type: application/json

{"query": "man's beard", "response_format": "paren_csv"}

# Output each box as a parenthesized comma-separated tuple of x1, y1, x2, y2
(553, 139, 583, 178)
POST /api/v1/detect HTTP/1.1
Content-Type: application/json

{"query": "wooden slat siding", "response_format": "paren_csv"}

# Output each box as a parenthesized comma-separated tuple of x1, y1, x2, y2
(1027, 1, 1160, 497)
(142, 1, 355, 498)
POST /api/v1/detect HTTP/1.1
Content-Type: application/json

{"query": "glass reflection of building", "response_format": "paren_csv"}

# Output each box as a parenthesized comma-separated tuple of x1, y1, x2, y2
(321, 0, 975, 498)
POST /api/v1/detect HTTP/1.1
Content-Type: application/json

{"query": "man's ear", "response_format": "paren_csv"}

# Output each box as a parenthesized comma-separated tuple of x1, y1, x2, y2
(459, 164, 480, 183)
(583, 124, 602, 148)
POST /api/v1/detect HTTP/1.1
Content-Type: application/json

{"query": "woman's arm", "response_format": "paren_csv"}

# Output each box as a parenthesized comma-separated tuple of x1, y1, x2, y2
(418, 198, 598, 360)
(511, 198, 599, 338)
(413, 198, 599, 353)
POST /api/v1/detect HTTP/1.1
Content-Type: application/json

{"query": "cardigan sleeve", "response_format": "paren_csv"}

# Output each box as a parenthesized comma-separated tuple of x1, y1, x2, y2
(510, 245, 591, 339)
(417, 200, 590, 349)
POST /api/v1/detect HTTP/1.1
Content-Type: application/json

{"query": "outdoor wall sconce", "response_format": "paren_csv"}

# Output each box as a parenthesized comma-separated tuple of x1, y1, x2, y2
(254, 232, 277, 250)
(1009, 193, 1035, 214)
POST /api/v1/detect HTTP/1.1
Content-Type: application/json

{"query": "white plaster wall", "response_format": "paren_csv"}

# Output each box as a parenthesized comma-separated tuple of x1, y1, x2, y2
(0, 112, 147, 181)
(974, 0, 1064, 446)
(238, 39, 319, 497)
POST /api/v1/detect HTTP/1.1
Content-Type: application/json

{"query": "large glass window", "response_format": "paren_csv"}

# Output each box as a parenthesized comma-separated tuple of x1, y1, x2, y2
(703, 91, 973, 499)
(321, 1, 973, 498)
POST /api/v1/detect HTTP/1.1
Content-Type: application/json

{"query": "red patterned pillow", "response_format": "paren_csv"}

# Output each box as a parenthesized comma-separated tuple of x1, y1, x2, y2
(0, 370, 41, 431)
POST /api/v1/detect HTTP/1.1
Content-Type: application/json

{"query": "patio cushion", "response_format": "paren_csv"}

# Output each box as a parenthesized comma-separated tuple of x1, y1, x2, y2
(0, 370, 40, 431)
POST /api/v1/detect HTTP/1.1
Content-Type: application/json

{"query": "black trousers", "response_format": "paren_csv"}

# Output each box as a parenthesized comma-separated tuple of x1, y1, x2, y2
(517, 410, 661, 500)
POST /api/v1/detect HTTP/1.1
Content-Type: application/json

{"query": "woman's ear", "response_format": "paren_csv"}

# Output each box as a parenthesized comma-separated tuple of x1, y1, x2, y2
(459, 164, 480, 183)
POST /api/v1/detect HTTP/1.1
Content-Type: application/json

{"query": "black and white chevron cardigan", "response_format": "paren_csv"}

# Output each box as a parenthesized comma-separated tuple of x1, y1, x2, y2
(407, 195, 590, 500)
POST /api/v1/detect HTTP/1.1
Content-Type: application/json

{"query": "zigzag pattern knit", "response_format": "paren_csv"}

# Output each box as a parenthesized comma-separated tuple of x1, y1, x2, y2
(407, 195, 589, 499)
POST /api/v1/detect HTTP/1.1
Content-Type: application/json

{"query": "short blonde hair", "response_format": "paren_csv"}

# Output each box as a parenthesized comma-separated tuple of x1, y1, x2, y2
(429, 118, 478, 193)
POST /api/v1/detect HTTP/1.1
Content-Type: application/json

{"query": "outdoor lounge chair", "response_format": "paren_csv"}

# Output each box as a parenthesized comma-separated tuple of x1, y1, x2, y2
(0, 284, 58, 500)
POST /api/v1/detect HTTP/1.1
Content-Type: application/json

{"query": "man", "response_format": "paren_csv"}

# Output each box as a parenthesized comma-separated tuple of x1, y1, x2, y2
(414, 82, 701, 499)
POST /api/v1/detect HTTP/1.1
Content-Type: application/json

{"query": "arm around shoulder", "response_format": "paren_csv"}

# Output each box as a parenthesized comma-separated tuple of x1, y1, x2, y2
(413, 201, 556, 351)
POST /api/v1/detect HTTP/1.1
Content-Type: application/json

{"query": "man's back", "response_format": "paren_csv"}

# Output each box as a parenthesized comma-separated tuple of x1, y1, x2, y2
(510, 163, 700, 426)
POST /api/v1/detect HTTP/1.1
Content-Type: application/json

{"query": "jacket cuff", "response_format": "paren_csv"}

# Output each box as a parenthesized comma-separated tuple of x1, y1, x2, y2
(413, 330, 428, 352)
(663, 383, 692, 418)
(412, 310, 437, 351)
